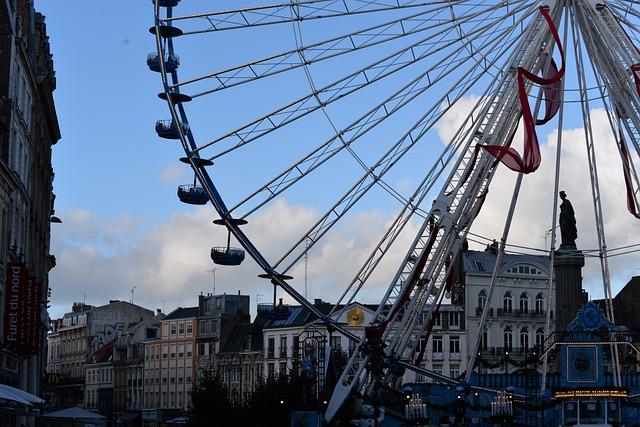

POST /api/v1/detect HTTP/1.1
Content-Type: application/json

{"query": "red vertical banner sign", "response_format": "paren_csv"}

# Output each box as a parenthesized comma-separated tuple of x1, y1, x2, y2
(4, 262, 27, 352)
(3, 262, 40, 354)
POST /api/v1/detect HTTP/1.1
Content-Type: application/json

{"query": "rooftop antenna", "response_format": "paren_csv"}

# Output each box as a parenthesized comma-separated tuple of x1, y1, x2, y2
(130, 286, 136, 304)
(206, 268, 218, 295)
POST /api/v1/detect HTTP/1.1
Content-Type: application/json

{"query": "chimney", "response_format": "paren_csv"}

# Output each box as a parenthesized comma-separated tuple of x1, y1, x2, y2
(314, 298, 322, 306)
(157, 309, 161, 314)
(278, 298, 283, 307)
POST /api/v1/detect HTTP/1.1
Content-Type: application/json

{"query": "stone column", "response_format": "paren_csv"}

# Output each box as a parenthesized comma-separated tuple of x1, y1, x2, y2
(554, 248, 585, 332)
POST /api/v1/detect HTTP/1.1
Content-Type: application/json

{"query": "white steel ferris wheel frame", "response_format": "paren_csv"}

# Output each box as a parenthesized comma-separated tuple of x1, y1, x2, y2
(151, 0, 640, 422)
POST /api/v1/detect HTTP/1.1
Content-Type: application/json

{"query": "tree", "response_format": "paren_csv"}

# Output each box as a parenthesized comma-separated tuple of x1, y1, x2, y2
(187, 370, 323, 427)
(186, 368, 234, 427)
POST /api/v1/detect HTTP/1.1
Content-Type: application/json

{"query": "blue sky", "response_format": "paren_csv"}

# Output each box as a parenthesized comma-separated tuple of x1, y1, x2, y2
(38, 1, 640, 319)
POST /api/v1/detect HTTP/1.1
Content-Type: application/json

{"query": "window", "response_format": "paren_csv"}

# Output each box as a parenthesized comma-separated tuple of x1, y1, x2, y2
(449, 337, 460, 355)
(475, 260, 486, 271)
(479, 327, 488, 351)
(348, 338, 356, 356)
(519, 293, 528, 313)
(478, 290, 487, 309)
(267, 337, 275, 358)
(503, 292, 513, 313)
(450, 364, 460, 378)
(171, 344, 176, 359)
(330, 336, 341, 350)
(536, 328, 545, 349)
(520, 328, 529, 351)
(279, 362, 287, 375)
(187, 343, 193, 357)
(267, 363, 275, 377)
(178, 344, 184, 358)
(434, 312, 442, 328)
(418, 338, 428, 355)
(432, 364, 443, 375)
(432, 336, 443, 354)
(503, 327, 512, 351)
(535, 293, 544, 314)
(280, 336, 288, 358)
(170, 322, 177, 335)
(199, 321, 207, 335)
(232, 366, 239, 383)
(187, 322, 193, 334)
(198, 343, 205, 356)
(448, 312, 460, 328)
(178, 322, 185, 334)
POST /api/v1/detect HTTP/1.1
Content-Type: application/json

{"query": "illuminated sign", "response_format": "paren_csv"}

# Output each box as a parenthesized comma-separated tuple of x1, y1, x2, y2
(553, 390, 628, 399)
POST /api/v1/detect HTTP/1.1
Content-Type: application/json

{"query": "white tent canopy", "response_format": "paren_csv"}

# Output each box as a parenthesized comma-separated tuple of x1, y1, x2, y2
(0, 384, 43, 405)
(42, 406, 107, 421)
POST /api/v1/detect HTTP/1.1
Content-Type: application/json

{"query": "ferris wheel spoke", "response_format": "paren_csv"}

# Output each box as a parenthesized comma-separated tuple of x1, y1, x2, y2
(607, 1, 640, 48)
(576, 2, 640, 160)
(226, 12, 531, 219)
(163, 0, 463, 34)
(269, 16, 532, 274)
(174, 1, 510, 96)
(329, 80, 503, 317)
(231, 5, 536, 217)
(576, 6, 640, 220)
(190, 2, 531, 158)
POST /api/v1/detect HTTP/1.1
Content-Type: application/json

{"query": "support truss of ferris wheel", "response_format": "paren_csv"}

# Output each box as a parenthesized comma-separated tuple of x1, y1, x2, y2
(150, 0, 640, 421)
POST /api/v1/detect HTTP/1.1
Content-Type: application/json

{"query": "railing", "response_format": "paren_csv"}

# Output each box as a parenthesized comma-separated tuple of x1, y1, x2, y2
(496, 308, 552, 319)
(475, 307, 494, 316)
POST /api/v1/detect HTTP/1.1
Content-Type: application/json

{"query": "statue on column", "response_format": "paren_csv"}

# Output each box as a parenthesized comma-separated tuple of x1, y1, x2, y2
(559, 191, 577, 248)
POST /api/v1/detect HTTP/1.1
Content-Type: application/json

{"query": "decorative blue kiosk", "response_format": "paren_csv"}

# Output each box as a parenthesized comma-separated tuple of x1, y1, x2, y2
(401, 303, 640, 427)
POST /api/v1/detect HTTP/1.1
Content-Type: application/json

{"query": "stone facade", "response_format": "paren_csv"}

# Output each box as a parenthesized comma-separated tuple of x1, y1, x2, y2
(46, 301, 155, 408)
(463, 248, 553, 374)
(0, 0, 60, 416)
(142, 306, 197, 416)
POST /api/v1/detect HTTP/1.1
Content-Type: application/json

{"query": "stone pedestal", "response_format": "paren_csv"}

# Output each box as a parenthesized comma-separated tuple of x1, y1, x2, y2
(554, 246, 585, 332)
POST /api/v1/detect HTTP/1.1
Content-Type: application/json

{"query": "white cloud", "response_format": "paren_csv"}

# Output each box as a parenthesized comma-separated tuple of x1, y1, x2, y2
(49, 105, 639, 320)
(49, 201, 415, 319)
(468, 108, 640, 298)
(159, 163, 188, 184)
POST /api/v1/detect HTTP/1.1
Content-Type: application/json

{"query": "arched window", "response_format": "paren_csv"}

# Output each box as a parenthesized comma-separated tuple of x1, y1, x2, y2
(519, 293, 528, 314)
(503, 327, 512, 351)
(535, 293, 544, 314)
(503, 292, 513, 313)
(520, 327, 529, 351)
(536, 328, 545, 349)
(478, 290, 487, 309)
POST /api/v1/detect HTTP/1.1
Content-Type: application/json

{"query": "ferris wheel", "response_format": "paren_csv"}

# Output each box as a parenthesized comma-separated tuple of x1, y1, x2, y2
(150, 0, 640, 422)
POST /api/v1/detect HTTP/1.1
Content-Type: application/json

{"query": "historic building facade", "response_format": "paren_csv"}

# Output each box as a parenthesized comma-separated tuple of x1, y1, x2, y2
(142, 306, 197, 425)
(46, 301, 155, 408)
(0, 0, 60, 407)
(463, 247, 554, 374)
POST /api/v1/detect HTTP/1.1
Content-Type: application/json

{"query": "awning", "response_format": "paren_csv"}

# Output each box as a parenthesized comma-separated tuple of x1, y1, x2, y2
(0, 384, 43, 405)
(42, 406, 107, 421)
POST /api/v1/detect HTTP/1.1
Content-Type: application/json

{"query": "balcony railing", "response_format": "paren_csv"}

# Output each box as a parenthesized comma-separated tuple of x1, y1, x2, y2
(495, 308, 552, 319)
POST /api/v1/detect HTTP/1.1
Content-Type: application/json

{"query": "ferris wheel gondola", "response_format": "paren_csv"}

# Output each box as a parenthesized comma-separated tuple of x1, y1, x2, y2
(150, 0, 640, 422)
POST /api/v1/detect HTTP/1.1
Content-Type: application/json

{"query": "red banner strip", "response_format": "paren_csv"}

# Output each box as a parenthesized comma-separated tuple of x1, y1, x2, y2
(617, 128, 640, 218)
(480, 6, 565, 174)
